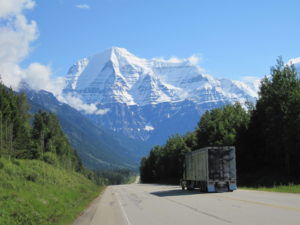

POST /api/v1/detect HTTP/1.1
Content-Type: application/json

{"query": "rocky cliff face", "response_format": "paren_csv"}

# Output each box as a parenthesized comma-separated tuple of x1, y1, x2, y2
(64, 47, 259, 145)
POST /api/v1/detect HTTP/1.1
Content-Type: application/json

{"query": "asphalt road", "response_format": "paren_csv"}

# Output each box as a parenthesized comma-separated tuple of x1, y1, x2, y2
(72, 183, 300, 225)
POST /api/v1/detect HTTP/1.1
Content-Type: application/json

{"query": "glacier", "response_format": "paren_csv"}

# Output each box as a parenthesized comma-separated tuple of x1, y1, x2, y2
(65, 47, 259, 105)
(63, 47, 261, 145)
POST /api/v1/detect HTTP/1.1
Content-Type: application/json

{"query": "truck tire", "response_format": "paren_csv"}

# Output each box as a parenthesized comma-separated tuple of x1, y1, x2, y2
(228, 185, 233, 192)
(187, 181, 194, 190)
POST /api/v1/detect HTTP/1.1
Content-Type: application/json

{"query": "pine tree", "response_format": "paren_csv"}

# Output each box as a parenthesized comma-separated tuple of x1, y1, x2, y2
(247, 58, 300, 178)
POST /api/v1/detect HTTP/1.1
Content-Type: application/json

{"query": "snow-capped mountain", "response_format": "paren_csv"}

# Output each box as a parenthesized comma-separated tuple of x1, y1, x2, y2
(288, 57, 300, 74)
(64, 47, 259, 145)
(65, 47, 259, 106)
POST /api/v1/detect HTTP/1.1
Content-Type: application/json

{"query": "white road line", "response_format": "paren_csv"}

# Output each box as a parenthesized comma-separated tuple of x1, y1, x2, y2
(115, 191, 132, 225)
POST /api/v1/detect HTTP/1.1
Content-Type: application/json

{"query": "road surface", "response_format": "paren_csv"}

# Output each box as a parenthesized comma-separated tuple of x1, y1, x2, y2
(72, 183, 300, 225)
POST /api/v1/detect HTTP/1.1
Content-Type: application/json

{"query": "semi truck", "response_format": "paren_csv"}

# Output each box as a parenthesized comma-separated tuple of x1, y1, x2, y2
(180, 146, 237, 192)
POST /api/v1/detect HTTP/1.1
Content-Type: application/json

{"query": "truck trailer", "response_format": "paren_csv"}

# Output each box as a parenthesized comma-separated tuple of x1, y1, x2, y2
(181, 146, 237, 192)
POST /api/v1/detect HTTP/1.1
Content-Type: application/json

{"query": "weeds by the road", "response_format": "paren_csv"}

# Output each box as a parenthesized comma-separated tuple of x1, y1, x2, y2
(126, 176, 138, 184)
(0, 157, 104, 225)
(240, 185, 300, 194)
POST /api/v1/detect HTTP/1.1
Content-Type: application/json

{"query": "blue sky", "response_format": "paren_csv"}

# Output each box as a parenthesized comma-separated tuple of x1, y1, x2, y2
(19, 0, 300, 80)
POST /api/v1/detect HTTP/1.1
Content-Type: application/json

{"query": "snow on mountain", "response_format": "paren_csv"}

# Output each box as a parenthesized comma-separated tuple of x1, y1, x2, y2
(64, 47, 258, 107)
(287, 57, 300, 74)
(63, 47, 260, 144)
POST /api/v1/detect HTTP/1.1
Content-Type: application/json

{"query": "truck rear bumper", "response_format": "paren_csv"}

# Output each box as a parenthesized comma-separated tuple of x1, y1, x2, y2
(207, 184, 216, 192)
(229, 183, 237, 191)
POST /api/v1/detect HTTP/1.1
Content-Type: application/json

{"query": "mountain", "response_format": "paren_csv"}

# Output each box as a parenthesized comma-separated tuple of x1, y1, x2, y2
(287, 57, 300, 74)
(63, 47, 259, 146)
(23, 88, 146, 169)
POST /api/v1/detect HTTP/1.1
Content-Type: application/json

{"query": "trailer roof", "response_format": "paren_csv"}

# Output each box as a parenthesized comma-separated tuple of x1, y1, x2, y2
(185, 146, 235, 156)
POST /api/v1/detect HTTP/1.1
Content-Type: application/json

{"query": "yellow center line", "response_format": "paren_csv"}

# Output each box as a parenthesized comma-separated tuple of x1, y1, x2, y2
(210, 195, 300, 212)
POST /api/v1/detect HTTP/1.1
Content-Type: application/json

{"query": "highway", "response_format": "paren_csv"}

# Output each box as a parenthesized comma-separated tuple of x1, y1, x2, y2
(72, 183, 300, 225)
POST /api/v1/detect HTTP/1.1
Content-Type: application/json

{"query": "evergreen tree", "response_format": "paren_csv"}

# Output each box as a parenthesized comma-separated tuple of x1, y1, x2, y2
(240, 58, 300, 180)
(196, 103, 250, 148)
(140, 135, 190, 183)
(32, 111, 82, 171)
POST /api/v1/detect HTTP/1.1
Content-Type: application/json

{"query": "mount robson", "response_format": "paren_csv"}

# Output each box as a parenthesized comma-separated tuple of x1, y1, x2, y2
(24, 47, 261, 169)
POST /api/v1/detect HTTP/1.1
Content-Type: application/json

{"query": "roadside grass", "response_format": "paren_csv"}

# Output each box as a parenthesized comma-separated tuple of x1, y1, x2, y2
(126, 175, 138, 184)
(239, 185, 300, 194)
(0, 157, 104, 225)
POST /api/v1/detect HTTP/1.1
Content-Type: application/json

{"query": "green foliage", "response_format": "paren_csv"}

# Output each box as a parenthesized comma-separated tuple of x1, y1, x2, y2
(237, 57, 300, 182)
(31, 110, 82, 171)
(140, 135, 190, 183)
(0, 82, 84, 173)
(141, 58, 300, 186)
(183, 132, 197, 151)
(196, 103, 250, 147)
(0, 82, 138, 224)
(240, 185, 300, 194)
(42, 152, 59, 166)
(0, 158, 102, 225)
(0, 85, 32, 158)
(96, 169, 137, 185)
(140, 104, 250, 183)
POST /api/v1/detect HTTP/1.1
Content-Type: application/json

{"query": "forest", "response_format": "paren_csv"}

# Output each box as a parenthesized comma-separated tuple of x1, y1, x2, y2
(0, 81, 95, 175)
(140, 58, 300, 186)
(0, 81, 135, 185)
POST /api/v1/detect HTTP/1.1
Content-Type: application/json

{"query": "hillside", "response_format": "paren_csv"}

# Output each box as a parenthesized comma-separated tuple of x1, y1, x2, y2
(23, 88, 146, 169)
(0, 82, 107, 225)
(63, 47, 259, 146)
(0, 158, 102, 225)
(140, 59, 300, 186)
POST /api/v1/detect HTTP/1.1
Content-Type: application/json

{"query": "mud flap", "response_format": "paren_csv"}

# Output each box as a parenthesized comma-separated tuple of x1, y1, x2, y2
(229, 184, 237, 191)
(207, 184, 216, 192)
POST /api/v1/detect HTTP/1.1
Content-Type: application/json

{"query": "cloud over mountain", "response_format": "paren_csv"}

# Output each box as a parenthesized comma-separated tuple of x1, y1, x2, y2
(75, 4, 90, 9)
(0, 0, 102, 114)
(0, 0, 64, 95)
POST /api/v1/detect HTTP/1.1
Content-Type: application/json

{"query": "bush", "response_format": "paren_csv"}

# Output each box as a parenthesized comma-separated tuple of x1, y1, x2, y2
(0, 161, 4, 169)
(42, 152, 59, 166)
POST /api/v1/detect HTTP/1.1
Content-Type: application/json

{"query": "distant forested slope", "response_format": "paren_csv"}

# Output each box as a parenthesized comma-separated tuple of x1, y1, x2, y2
(140, 58, 300, 186)
(24, 89, 146, 170)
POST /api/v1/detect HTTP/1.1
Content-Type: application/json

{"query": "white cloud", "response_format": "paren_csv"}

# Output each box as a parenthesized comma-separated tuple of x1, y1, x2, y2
(0, 1, 67, 95)
(58, 93, 109, 115)
(0, 12, 38, 89)
(95, 108, 110, 115)
(60, 94, 97, 113)
(240, 76, 261, 92)
(187, 54, 201, 65)
(25, 63, 66, 95)
(75, 4, 90, 9)
(0, 0, 39, 90)
(0, 0, 35, 18)
(0, 0, 108, 116)
(153, 54, 202, 66)
(287, 57, 300, 66)
(144, 125, 154, 131)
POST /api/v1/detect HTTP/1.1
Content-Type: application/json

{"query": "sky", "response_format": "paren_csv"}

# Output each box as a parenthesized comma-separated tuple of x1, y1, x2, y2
(1, 0, 300, 91)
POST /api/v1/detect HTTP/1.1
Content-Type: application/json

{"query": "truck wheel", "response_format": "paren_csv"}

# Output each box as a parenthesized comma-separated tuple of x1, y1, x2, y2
(228, 185, 233, 192)
(181, 185, 185, 190)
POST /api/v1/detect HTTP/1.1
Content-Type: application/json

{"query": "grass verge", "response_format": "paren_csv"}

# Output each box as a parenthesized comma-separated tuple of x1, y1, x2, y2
(126, 175, 138, 184)
(0, 157, 104, 225)
(239, 185, 300, 194)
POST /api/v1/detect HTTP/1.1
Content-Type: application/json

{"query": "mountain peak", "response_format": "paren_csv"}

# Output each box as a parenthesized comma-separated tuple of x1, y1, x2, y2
(103, 46, 135, 60)
(63, 47, 260, 142)
(64, 47, 259, 106)
(110, 46, 129, 54)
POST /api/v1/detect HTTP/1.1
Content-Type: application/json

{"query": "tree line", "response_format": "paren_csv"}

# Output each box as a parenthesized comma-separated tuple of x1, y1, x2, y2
(0, 81, 137, 185)
(140, 58, 300, 186)
(0, 82, 111, 184)
(0, 83, 82, 170)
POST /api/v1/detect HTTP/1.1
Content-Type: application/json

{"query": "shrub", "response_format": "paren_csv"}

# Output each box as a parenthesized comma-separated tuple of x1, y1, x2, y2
(42, 152, 59, 166)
